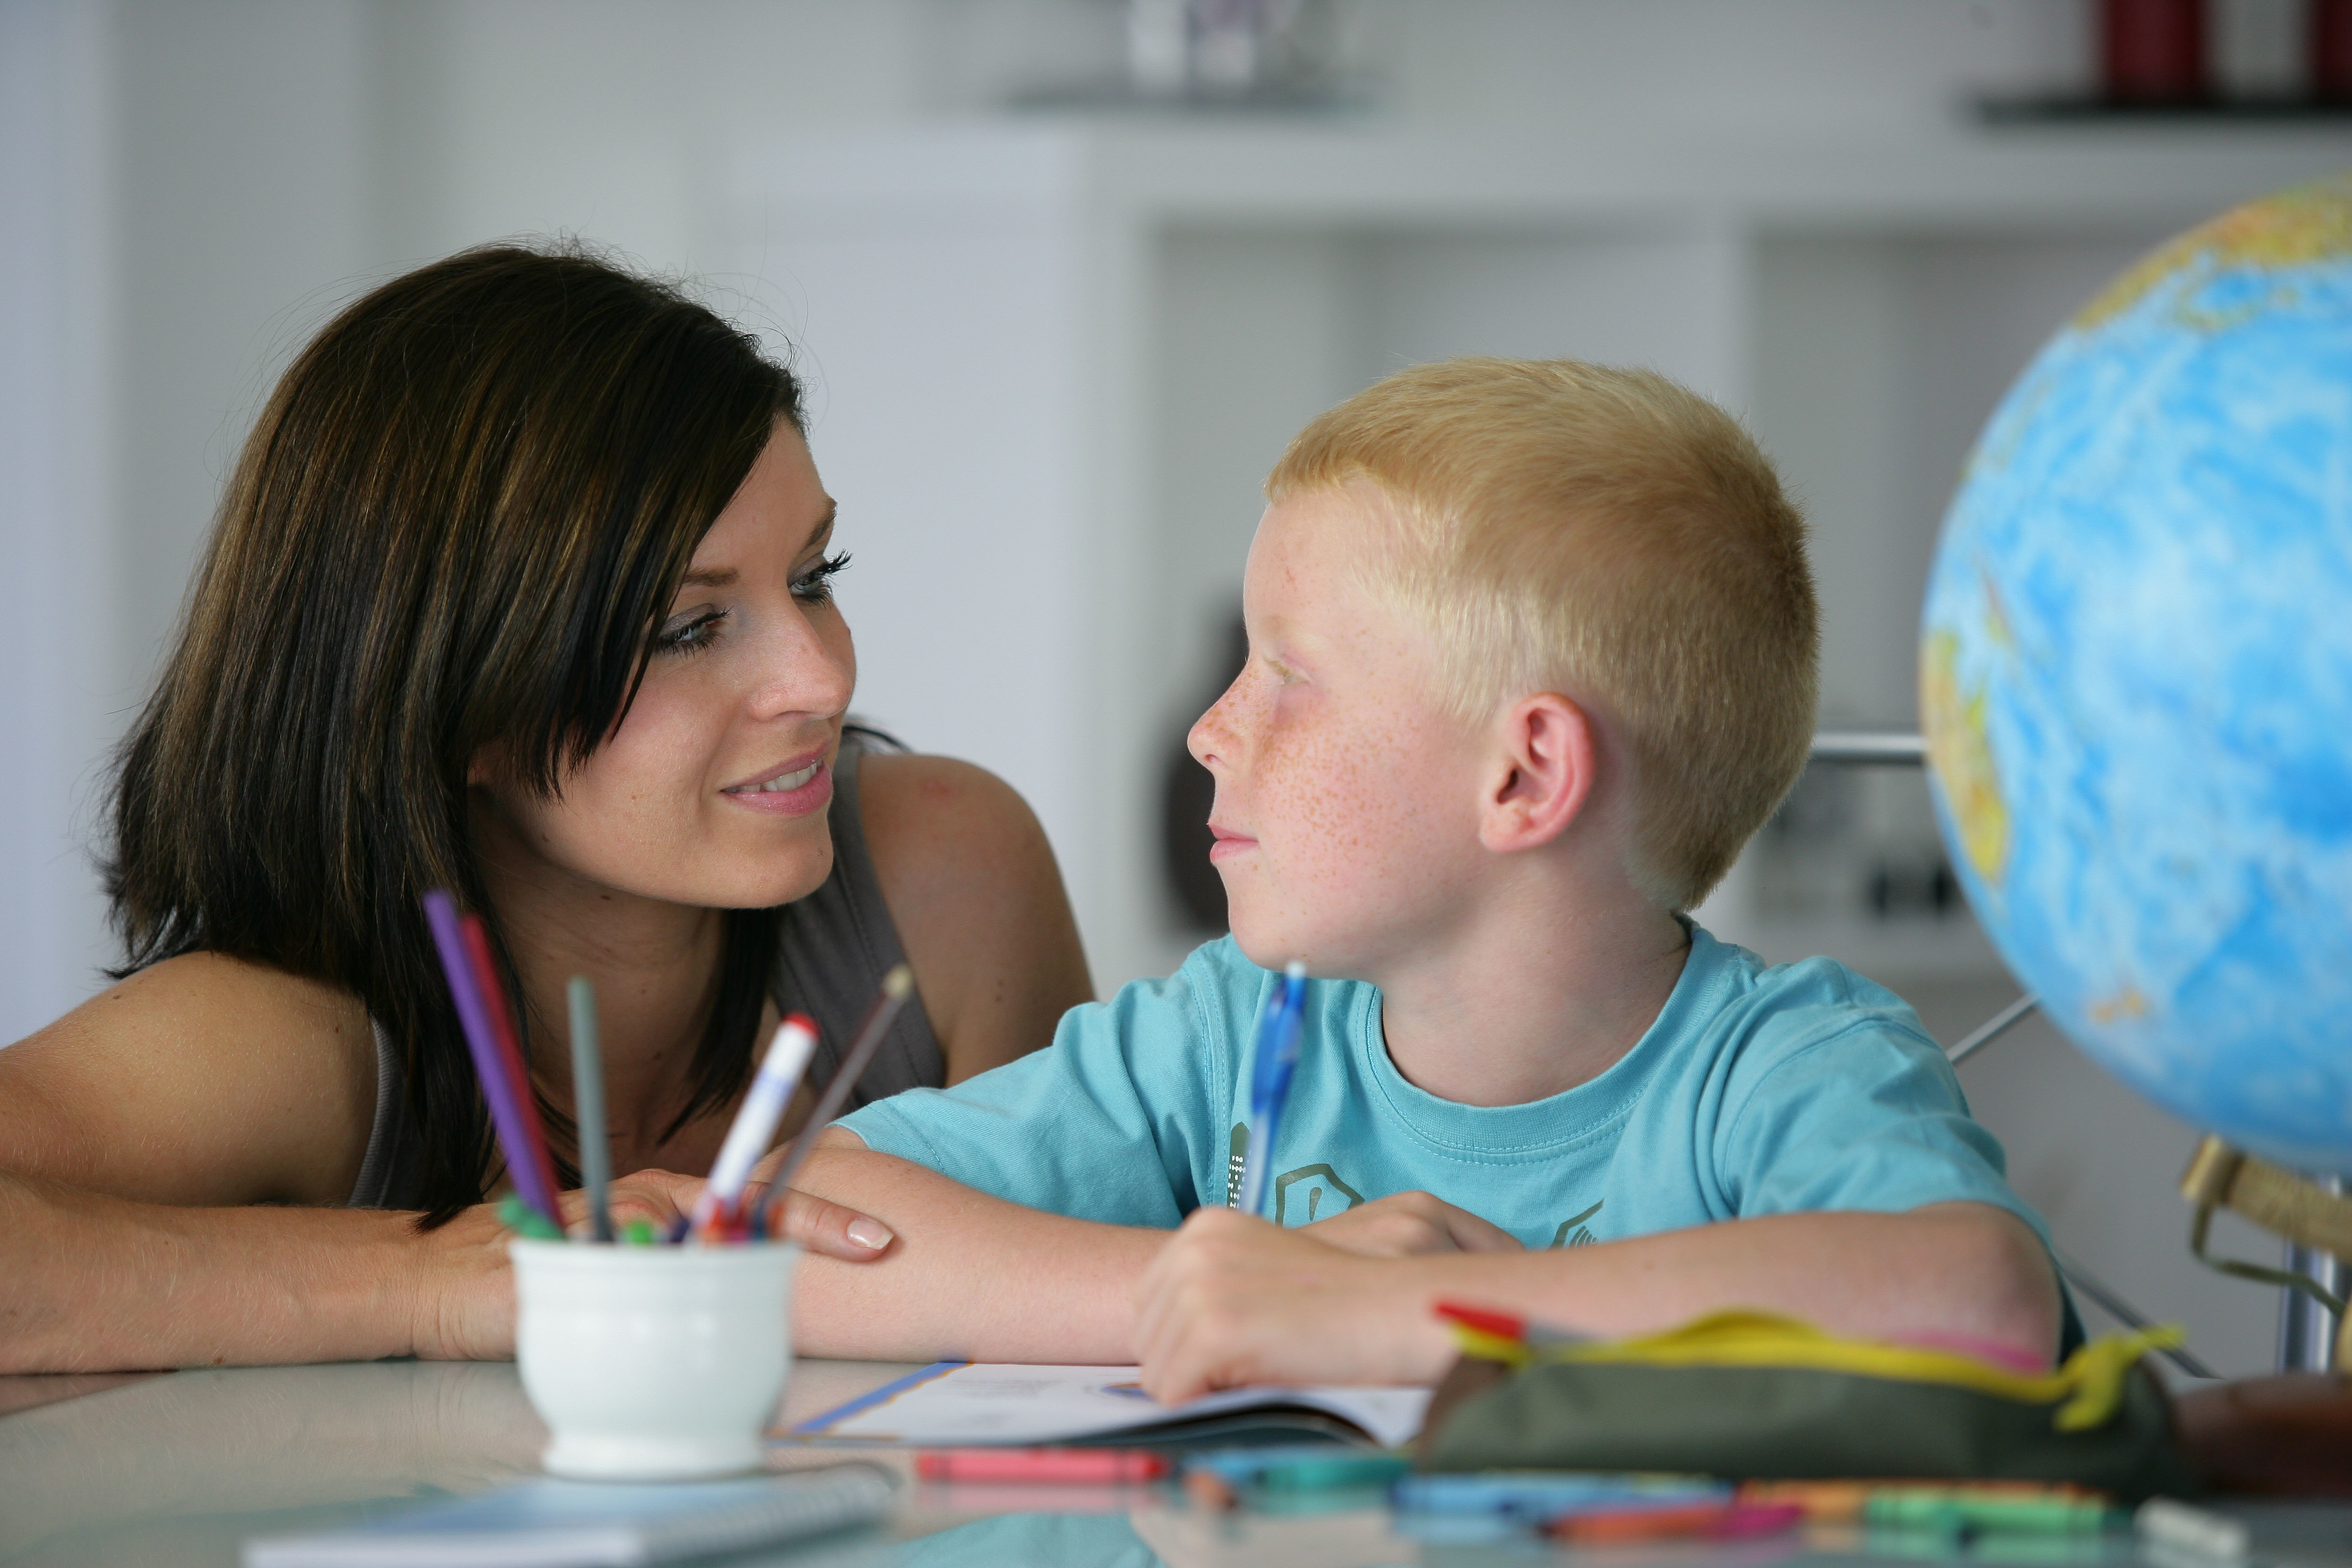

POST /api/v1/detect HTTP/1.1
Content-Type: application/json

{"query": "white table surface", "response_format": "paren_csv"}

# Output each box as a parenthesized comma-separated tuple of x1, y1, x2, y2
(0, 1357, 2336, 1568)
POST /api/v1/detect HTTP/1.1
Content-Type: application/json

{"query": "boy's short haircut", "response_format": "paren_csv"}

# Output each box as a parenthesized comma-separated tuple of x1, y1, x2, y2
(1266, 357, 1818, 912)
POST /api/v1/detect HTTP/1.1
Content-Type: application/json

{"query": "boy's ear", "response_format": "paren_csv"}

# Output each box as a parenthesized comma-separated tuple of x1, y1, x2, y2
(1479, 693, 1595, 854)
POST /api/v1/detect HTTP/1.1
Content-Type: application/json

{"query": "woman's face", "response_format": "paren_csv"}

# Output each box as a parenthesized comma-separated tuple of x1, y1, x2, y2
(474, 424, 856, 911)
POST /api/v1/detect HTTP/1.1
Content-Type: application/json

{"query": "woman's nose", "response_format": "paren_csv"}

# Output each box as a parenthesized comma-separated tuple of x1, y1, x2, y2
(748, 604, 853, 720)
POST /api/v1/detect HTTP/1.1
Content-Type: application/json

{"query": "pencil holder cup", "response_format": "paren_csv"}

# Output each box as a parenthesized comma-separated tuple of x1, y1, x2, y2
(510, 1238, 798, 1480)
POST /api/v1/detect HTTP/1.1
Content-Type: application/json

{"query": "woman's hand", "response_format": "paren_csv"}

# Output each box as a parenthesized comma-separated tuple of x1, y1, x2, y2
(408, 1166, 896, 1362)
(736, 1144, 897, 1259)
(1132, 1207, 1458, 1402)
(1298, 1190, 1523, 1258)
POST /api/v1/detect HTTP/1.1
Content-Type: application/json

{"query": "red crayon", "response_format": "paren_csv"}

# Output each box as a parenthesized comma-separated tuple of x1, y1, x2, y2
(917, 1448, 1171, 1485)
(1549, 1501, 1802, 1544)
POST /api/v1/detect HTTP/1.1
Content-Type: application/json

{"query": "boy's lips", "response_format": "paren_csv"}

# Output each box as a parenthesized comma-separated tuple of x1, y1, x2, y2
(1207, 824, 1256, 862)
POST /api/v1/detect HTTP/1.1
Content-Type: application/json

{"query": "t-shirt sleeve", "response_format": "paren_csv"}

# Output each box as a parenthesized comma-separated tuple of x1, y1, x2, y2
(1715, 1001, 2045, 1241)
(833, 949, 1236, 1228)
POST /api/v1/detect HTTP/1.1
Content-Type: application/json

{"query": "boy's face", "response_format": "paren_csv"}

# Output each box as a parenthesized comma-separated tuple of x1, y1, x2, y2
(1188, 482, 1490, 976)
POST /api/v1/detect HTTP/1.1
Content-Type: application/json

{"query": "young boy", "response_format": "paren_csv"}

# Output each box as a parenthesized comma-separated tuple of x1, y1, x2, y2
(786, 358, 2064, 1398)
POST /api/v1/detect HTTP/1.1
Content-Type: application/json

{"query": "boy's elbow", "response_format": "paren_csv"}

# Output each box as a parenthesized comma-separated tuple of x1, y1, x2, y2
(1928, 1202, 2065, 1367)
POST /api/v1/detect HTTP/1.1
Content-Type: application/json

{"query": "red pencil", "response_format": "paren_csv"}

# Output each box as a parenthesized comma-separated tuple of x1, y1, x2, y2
(917, 1449, 1170, 1485)
(460, 913, 563, 1219)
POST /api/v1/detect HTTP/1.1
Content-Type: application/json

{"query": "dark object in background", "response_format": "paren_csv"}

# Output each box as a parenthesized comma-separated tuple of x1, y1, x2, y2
(2175, 1373, 2352, 1494)
(2101, 0, 2209, 104)
(1163, 610, 1250, 933)
(2316, 0, 2352, 99)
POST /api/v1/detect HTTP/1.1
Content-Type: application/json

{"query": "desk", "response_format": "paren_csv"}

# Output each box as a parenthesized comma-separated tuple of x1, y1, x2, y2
(0, 1361, 2339, 1568)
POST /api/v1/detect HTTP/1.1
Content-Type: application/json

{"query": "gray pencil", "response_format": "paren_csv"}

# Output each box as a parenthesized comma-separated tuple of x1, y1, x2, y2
(567, 976, 613, 1242)
(766, 964, 915, 1200)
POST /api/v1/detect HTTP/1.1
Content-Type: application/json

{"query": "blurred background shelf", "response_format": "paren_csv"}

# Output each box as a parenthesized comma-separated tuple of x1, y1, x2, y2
(720, 114, 2352, 994)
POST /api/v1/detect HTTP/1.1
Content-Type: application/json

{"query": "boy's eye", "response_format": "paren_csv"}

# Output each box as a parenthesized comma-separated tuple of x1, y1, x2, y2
(792, 550, 852, 603)
(654, 608, 725, 655)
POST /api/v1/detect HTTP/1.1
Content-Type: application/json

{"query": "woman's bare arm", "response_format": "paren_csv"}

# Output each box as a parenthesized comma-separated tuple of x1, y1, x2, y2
(0, 956, 884, 1372)
(861, 753, 1093, 1083)
(0, 955, 475, 1371)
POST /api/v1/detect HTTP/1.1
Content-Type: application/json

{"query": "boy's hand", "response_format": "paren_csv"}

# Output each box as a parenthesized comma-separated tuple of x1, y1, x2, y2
(1302, 1190, 1523, 1258)
(1133, 1207, 1455, 1401)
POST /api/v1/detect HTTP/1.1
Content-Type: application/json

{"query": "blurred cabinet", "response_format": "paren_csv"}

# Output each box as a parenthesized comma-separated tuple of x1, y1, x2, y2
(720, 118, 2352, 994)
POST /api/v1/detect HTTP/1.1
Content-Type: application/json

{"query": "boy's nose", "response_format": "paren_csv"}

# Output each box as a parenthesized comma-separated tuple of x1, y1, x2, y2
(1187, 687, 1236, 771)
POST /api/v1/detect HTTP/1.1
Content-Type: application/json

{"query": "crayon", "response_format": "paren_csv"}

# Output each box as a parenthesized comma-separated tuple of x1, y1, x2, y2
(1185, 1450, 1412, 1493)
(1546, 1500, 1803, 1544)
(1394, 1471, 1725, 1519)
(917, 1449, 1170, 1485)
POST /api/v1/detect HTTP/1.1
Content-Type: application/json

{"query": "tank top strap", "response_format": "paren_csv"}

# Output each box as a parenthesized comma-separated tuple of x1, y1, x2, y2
(771, 731, 947, 1109)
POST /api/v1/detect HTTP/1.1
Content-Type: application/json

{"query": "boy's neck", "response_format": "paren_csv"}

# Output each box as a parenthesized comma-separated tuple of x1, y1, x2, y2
(1369, 882, 1691, 1109)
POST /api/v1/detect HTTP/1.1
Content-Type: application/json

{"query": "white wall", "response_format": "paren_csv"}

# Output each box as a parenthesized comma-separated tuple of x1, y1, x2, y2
(0, 0, 117, 1040)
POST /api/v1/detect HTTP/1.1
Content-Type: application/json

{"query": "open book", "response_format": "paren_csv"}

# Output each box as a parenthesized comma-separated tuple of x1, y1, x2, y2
(785, 1362, 1430, 1449)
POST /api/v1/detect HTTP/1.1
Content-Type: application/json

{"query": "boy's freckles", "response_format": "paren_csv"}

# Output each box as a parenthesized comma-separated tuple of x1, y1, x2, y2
(1193, 483, 1486, 974)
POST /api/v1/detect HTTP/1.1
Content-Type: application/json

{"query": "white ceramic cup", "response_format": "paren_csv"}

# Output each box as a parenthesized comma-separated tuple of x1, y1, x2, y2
(510, 1238, 798, 1480)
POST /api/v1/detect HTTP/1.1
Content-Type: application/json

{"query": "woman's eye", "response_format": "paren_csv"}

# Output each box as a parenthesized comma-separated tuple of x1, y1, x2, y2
(792, 550, 852, 603)
(655, 610, 725, 655)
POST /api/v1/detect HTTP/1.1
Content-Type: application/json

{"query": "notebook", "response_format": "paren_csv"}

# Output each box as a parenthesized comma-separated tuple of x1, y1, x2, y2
(787, 1362, 1430, 1449)
(241, 1464, 894, 1568)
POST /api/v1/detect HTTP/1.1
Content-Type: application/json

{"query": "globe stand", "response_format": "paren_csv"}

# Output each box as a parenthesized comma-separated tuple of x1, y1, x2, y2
(2181, 1135, 2352, 1361)
(2172, 1136, 2352, 1493)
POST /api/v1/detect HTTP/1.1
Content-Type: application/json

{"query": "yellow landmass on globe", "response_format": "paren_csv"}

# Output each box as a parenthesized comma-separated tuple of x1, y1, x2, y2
(1922, 629, 2010, 887)
(2074, 175, 2352, 331)
(2089, 987, 2149, 1025)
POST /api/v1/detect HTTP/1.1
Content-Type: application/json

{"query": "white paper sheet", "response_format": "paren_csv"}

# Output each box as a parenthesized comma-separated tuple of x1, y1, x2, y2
(792, 1363, 1430, 1448)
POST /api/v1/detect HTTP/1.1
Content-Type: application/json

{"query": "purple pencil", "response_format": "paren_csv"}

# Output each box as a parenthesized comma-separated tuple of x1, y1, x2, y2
(423, 890, 560, 1225)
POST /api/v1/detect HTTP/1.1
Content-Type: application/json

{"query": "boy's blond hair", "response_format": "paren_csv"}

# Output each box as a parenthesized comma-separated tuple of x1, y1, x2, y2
(1267, 358, 1817, 911)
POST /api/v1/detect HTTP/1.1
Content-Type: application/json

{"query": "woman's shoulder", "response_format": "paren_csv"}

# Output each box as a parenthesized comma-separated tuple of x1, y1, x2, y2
(0, 953, 379, 1206)
(853, 751, 1094, 1082)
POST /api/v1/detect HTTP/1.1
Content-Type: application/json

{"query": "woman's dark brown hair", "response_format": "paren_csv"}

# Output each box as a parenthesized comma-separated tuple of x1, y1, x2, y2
(106, 244, 804, 1222)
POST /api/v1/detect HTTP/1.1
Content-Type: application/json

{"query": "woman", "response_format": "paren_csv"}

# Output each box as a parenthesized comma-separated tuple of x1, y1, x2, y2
(0, 245, 1092, 1371)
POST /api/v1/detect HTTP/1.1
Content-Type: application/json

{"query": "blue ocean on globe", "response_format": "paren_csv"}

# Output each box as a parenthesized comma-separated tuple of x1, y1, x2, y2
(1921, 177, 2352, 1176)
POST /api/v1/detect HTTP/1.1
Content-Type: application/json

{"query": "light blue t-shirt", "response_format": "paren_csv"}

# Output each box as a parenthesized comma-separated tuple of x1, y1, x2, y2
(843, 925, 2052, 1264)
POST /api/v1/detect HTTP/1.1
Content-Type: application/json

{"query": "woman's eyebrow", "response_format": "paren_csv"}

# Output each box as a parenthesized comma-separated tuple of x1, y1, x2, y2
(677, 501, 837, 590)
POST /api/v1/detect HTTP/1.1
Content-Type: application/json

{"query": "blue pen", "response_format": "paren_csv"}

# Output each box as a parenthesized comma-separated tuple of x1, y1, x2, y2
(1236, 961, 1309, 1218)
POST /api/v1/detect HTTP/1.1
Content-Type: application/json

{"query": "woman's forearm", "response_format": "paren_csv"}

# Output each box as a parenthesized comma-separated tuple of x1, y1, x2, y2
(0, 1170, 501, 1372)
(788, 1145, 1162, 1363)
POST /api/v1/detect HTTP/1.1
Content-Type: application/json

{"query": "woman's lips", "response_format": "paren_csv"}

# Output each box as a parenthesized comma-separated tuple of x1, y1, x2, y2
(721, 756, 832, 817)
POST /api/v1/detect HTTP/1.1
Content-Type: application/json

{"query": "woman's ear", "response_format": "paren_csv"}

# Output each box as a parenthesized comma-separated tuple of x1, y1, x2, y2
(1478, 692, 1596, 854)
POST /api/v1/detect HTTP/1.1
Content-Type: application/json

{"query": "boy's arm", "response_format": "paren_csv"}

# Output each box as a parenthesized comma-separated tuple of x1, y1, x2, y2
(781, 1135, 1165, 1363)
(1133, 1200, 2061, 1401)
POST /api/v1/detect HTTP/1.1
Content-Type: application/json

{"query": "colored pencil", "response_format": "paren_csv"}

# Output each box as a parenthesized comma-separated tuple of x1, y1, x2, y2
(459, 912, 563, 1223)
(420, 891, 558, 1225)
(764, 965, 916, 1198)
(688, 1013, 819, 1239)
(567, 976, 613, 1242)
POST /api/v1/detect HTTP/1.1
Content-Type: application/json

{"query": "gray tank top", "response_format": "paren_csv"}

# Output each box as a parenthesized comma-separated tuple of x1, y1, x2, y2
(348, 735, 944, 1209)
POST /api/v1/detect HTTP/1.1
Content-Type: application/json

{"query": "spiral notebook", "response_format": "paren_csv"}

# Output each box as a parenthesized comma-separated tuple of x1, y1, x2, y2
(241, 1464, 893, 1568)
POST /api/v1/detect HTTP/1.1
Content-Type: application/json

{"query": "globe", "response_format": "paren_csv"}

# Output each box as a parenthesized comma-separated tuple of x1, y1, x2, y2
(1922, 175, 2352, 1177)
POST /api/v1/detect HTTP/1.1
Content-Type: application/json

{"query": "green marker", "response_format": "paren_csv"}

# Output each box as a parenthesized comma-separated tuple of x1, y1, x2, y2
(622, 1217, 658, 1246)
(498, 1194, 564, 1241)
(1866, 1492, 2114, 1535)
